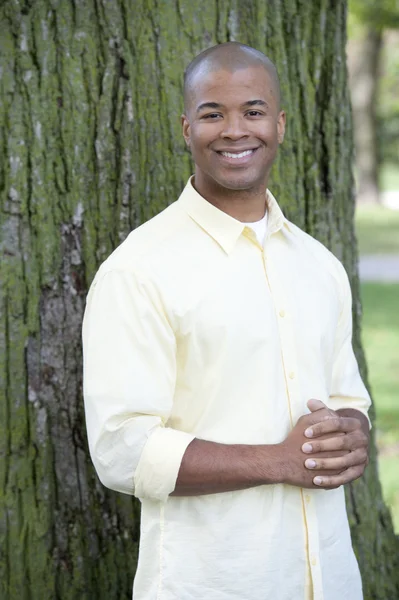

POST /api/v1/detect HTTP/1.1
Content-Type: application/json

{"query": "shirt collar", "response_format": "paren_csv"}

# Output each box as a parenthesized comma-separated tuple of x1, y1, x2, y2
(178, 177, 290, 254)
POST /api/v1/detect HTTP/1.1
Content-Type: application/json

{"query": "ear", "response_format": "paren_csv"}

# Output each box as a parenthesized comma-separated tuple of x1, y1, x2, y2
(181, 114, 191, 148)
(277, 110, 286, 144)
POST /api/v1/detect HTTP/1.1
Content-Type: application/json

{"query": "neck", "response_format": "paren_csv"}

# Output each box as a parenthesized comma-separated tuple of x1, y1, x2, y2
(193, 175, 268, 222)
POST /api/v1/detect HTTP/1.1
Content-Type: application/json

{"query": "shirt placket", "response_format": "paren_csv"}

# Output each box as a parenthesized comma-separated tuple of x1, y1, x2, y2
(263, 238, 324, 600)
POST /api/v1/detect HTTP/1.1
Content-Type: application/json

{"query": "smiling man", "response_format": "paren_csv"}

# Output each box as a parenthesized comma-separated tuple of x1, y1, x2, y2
(182, 45, 284, 220)
(83, 43, 371, 600)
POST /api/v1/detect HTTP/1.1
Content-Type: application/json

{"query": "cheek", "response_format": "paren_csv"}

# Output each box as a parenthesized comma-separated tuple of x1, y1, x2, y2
(189, 132, 215, 162)
(258, 123, 278, 143)
(191, 123, 221, 145)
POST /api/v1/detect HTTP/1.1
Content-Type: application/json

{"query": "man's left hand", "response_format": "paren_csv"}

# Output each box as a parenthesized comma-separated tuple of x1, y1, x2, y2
(301, 400, 370, 488)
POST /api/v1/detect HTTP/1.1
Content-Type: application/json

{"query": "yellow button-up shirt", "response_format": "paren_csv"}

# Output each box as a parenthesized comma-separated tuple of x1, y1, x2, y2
(83, 178, 371, 600)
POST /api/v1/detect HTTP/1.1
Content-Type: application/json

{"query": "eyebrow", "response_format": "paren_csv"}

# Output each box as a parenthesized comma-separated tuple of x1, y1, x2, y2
(196, 102, 222, 113)
(244, 99, 268, 108)
(196, 99, 268, 113)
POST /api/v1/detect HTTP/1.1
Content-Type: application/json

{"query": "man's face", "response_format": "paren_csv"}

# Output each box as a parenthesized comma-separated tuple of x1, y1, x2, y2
(182, 66, 286, 194)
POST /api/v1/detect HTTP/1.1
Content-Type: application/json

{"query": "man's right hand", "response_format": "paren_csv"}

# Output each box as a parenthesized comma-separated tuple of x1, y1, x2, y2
(172, 400, 353, 497)
(278, 400, 349, 489)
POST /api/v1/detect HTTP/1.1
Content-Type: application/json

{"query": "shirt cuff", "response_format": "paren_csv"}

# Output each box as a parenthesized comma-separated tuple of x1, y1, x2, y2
(134, 427, 195, 502)
(328, 395, 372, 430)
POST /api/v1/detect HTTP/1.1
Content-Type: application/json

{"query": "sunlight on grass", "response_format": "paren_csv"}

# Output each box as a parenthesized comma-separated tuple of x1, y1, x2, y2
(355, 205, 399, 255)
(361, 283, 399, 533)
(380, 163, 399, 192)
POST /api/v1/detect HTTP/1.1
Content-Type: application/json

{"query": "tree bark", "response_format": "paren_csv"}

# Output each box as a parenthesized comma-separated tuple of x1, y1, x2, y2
(348, 28, 383, 204)
(0, 1, 397, 599)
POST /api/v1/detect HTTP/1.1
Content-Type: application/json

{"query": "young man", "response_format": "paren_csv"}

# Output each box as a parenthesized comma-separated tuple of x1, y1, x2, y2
(83, 43, 370, 600)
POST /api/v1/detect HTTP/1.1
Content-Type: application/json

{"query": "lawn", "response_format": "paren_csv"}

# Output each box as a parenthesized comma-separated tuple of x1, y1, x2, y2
(356, 199, 399, 531)
(380, 162, 399, 192)
(355, 205, 399, 255)
(360, 282, 399, 533)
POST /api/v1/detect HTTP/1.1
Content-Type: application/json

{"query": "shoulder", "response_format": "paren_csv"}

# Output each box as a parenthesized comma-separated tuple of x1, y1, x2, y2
(94, 200, 192, 280)
(286, 220, 350, 298)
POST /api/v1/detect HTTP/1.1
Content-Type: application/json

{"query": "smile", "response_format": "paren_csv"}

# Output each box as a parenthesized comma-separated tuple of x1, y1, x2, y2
(219, 149, 255, 159)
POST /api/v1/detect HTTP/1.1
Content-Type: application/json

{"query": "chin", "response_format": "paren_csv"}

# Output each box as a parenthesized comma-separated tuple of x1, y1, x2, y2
(216, 174, 263, 191)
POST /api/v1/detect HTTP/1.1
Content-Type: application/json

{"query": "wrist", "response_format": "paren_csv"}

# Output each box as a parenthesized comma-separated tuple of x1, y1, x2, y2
(259, 443, 287, 485)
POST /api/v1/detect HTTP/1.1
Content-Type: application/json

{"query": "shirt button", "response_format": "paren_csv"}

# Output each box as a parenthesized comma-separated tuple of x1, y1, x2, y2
(305, 495, 311, 504)
(311, 556, 317, 566)
(289, 371, 295, 379)
(279, 309, 285, 318)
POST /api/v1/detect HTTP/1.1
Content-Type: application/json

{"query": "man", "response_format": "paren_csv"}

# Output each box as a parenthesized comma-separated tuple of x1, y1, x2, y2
(83, 42, 370, 600)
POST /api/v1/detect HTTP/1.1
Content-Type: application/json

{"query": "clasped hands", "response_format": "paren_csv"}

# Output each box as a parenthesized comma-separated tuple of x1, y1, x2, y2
(282, 398, 370, 490)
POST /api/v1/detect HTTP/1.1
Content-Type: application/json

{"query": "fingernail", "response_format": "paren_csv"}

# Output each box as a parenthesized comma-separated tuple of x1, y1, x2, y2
(305, 428, 313, 438)
(314, 477, 323, 486)
(302, 443, 313, 453)
(305, 459, 317, 469)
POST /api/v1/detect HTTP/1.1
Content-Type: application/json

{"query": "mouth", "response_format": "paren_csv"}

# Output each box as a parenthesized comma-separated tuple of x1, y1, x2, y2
(215, 148, 258, 164)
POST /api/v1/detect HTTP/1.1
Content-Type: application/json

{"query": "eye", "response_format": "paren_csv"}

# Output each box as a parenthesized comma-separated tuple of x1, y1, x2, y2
(202, 113, 223, 120)
(246, 110, 263, 117)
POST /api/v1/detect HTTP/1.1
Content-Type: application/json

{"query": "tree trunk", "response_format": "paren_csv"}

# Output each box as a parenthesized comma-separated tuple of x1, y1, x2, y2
(348, 28, 383, 204)
(0, 1, 397, 599)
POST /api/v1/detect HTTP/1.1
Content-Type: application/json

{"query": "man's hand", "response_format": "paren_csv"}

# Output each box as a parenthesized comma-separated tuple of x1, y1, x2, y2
(171, 400, 369, 497)
(279, 400, 349, 489)
(301, 400, 370, 488)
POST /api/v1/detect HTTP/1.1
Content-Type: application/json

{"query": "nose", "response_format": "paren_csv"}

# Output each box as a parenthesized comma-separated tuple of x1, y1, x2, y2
(220, 114, 249, 140)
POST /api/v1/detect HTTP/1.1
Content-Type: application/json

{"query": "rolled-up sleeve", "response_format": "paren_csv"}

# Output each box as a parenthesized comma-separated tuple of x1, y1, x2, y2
(82, 268, 195, 502)
(327, 262, 372, 427)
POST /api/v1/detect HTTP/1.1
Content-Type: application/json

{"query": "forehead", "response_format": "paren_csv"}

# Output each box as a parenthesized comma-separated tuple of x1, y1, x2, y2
(187, 66, 277, 110)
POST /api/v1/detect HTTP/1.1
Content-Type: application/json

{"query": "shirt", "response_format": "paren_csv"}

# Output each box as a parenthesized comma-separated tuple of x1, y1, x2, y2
(82, 177, 371, 600)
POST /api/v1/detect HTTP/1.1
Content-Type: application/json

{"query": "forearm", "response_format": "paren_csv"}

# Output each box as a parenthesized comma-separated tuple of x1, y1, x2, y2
(172, 405, 352, 496)
(172, 438, 284, 496)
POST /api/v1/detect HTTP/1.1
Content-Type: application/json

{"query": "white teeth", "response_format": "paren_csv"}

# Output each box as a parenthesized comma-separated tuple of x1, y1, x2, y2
(220, 149, 253, 159)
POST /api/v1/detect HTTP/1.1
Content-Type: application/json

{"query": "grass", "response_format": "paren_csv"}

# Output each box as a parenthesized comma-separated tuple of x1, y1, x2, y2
(360, 282, 399, 532)
(355, 205, 399, 255)
(352, 164, 399, 528)
(380, 162, 399, 192)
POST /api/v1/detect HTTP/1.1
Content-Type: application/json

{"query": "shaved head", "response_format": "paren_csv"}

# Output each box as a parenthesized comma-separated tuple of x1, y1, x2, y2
(183, 42, 281, 113)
